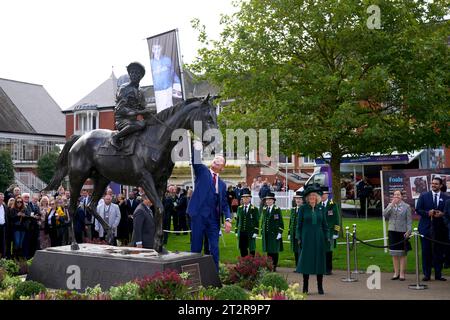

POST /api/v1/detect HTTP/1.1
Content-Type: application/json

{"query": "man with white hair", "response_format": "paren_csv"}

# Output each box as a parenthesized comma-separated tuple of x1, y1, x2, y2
(187, 141, 232, 271)
(96, 194, 121, 245)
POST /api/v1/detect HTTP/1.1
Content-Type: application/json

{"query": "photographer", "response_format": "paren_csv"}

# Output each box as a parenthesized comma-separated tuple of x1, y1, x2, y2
(416, 177, 449, 281)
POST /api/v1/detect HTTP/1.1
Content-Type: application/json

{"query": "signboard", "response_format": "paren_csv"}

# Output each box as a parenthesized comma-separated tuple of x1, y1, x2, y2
(381, 168, 450, 211)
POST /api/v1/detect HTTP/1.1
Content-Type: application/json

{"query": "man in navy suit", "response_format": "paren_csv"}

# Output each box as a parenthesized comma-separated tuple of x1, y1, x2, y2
(416, 177, 449, 281)
(187, 141, 232, 271)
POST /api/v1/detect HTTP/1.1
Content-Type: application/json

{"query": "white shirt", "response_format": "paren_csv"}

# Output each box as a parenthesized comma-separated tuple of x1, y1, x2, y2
(322, 199, 328, 207)
(267, 205, 273, 213)
(48, 210, 55, 224)
(210, 169, 219, 194)
(0, 204, 5, 225)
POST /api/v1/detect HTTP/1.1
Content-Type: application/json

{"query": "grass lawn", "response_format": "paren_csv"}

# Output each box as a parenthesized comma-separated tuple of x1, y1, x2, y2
(165, 212, 449, 275)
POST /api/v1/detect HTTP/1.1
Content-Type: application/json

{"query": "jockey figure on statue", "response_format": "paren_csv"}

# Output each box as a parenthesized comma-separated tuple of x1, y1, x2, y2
(111, 62, 150, 149)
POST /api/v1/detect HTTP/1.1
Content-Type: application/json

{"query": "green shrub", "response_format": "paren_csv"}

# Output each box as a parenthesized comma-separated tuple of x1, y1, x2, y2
(258, 272, 288, 291)
(0, 287, 15, 300)
(218, 263, 230, 284)
(0, 259, 19, 276)
(215, 285, 249, 300)
(13, 280, 46, 299)
(2, 275, 23, 290)
(84, 284, 110, 300)
(109, 282, 140, 300)
(193, 286, 220, 300)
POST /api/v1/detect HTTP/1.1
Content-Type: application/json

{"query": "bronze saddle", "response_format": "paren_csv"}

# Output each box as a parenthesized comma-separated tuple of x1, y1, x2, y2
(97, 132, 138, 156)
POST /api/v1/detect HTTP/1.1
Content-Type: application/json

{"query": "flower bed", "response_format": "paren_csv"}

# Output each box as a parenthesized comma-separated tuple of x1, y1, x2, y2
(0, 255, 305, 300)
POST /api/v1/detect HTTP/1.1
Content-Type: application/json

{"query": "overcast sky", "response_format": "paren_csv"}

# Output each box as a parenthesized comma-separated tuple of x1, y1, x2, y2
(0, 0, 235, 110)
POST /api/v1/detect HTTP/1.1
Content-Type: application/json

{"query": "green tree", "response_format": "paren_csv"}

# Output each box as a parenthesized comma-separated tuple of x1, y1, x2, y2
(0, 150, 14, 192)
(37, 151, 59, 185)
(191, 0, 450, 210)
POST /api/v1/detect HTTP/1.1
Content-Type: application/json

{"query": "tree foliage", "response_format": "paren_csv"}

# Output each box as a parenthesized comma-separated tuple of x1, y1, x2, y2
(190, 0, 450, 205)
(0, 150, 14, 192)
(37, 151, 59, 185)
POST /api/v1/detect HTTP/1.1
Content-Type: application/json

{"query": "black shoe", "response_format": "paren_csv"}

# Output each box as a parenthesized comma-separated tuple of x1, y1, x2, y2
(391, 276, 400, 280)
(435, 277, 447, 281)
(318, 288, 324, 295)
(325, 271, 332, 275)
(422, 276, 430, 281)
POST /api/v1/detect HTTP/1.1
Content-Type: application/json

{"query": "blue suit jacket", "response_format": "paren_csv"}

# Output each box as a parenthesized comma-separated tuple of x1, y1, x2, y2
(416, 191, 449, 236)
(187, 148, 231, 220)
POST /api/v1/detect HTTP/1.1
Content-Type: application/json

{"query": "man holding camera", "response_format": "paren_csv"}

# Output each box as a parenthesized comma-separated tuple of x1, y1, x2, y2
(416, 177, 449, 281)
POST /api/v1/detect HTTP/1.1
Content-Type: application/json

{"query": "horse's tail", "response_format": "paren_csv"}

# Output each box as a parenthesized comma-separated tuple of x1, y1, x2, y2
(43, 135, 81, 191)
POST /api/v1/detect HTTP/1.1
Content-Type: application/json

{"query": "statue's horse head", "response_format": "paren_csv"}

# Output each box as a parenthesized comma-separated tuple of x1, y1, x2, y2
(181, 94, 219, 146)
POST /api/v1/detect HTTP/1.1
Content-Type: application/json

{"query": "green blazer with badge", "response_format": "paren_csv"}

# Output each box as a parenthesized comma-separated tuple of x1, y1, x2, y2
(322, 199, 340, 252)
(235, 203, 260, 252)
(288, 206, 301, 253)
(261, 205, 284, 253)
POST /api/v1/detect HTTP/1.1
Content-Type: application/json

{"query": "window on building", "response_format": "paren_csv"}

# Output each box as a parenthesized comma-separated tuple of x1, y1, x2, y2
(302, 155, 315, 165)
(279, 154, 293, 164)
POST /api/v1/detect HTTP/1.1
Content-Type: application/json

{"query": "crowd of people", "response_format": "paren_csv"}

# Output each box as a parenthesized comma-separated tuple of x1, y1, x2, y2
(2, 174, 449, 295)
(0, 184, 152, 260)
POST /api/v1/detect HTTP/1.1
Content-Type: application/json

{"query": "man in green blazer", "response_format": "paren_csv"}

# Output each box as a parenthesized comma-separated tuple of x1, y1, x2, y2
(235, 188, 260, 257)
(321, 188, 340, 275)
(289, 191, 303, 268)
(261, 192, 284, 271)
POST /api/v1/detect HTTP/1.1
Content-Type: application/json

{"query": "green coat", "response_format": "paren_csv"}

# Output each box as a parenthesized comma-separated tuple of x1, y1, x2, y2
(295, 204, 329, 275)
(288, 207, 301, 253)
(235, 204, 260, 252)
(261, 205, 284, 253)
(322, 200, 340, 252)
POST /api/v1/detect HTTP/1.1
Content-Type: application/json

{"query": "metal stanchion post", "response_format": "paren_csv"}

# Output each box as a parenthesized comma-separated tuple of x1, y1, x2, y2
(342, 226, 357, 282)
(409, 228, 427, 290)
(352, 224, 365, 274)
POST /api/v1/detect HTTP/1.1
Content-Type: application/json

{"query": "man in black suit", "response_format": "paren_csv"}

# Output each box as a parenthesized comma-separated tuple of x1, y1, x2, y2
(131, 194, 155, 249)
(126, 189, 140, 240)
(0, 193, 7, 258)
(416, 177, 449, 281)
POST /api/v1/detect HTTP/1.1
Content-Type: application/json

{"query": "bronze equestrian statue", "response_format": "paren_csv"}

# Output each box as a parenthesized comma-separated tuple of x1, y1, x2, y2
(44, 66, 218, 252)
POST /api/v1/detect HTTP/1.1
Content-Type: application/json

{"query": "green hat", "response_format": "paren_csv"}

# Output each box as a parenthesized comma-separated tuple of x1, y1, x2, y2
(241, 188, 252, 197)
(303, 184, 323, 197)
(264, 192, 276, 200)
(293, 191, 304, 198)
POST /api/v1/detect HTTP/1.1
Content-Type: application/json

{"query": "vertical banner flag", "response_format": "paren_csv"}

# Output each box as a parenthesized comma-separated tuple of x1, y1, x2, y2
(147, 29, 183, 113)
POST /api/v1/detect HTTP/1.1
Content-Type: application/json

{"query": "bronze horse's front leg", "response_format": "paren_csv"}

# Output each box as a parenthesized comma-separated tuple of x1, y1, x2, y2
(140, 172, 165, 253)
(88, 175, 114, 245)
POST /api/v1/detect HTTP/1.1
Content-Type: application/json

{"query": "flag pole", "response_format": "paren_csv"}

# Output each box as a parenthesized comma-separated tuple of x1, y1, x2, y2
(175, 29, 194, 190)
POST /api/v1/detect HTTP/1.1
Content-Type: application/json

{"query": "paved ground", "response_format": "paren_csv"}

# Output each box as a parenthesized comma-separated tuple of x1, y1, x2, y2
(277, 268, 450, 300)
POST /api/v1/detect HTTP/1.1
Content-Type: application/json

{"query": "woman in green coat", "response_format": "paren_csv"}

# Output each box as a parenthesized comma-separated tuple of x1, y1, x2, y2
(261, 192, 284, 271)
(296, 184, 329, 294)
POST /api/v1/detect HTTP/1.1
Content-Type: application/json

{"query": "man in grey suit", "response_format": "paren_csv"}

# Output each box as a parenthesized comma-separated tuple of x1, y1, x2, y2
(132, 194, 155, 249)
(96, 194, 121, 244)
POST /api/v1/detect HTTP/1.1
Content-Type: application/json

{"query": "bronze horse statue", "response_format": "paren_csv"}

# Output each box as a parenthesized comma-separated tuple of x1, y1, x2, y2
(45, 97, 218, 252)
